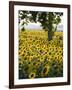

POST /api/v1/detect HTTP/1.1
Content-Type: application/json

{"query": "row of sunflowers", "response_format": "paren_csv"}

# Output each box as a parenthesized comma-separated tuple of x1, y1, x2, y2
(19, 30, 63, 79)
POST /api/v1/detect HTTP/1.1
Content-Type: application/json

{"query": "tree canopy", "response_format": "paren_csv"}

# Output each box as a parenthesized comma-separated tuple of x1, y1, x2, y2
(19, 10, 63, 41)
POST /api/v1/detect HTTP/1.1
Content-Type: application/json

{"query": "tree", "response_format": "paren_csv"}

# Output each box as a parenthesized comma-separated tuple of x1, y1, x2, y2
(18, 10, 30, 31)
(19, 10, 63, 41)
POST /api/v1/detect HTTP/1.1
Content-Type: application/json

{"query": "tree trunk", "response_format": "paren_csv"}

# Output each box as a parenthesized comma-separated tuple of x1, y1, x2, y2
(47, 12, 54, 41)
(48, 31, 52, 41)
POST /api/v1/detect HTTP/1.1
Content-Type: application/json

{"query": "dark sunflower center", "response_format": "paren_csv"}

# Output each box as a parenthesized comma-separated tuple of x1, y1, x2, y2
(49, 52, 51, 55)
(43, 68, 47, 73)
(31, 74, 34, 77)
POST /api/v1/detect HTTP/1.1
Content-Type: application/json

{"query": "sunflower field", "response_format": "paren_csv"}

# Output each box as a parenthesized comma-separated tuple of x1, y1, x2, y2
(19, 30, 63, 79)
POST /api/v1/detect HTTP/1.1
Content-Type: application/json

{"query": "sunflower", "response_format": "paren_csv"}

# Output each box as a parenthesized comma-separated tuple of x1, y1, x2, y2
(48, 46, 53, 52)
(48, 55, 52, 61)
(19, 60, 23, 65)
(58, 56, 63, 62)
(19, 51, 24, 57)
(35, 61, 41, 67)
(29, 72, 36, 79)
(41, 65, 50, 77)
(48, 51, 52, 55)
(29, 56, 33, 61)
(18, 50, 22, 56)
(54, 54, 59, 60)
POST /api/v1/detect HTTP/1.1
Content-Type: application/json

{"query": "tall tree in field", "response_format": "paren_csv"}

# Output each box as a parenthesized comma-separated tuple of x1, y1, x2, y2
(19, 10, 63, 41)
(18, 11, 30, 31)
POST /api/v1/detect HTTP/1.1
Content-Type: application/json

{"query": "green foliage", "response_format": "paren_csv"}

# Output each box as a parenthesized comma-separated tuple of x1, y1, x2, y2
(19, 10, 63, 41)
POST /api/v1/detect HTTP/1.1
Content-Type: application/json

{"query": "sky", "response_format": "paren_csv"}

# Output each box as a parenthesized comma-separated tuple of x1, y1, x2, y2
(24, 22, 42, 30)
